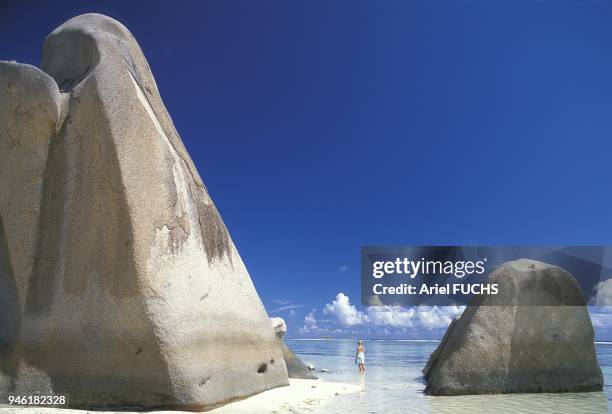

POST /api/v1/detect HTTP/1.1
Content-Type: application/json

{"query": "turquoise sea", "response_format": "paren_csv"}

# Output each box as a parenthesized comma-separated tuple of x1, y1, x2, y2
(286, 339, 612, 414)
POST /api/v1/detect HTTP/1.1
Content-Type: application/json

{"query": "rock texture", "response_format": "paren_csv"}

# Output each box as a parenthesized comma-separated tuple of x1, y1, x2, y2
(269, 317, 317, 380)
(0, 61, 61, 395)
(0, 13, 288, 410)
(271, 317, 287, 338)
(282, 344, 318, 380)
(424, 259, 603, 396)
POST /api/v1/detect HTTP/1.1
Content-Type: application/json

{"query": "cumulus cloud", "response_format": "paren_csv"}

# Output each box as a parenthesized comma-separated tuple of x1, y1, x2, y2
(416, 305, 464, 329)
(302, 309, 318, 331)
(322, 292, 464, 330)
(271, 304, 308, 312)
(323, 293, 369, 325)
(367, 306, 415, 327)
(592, 279, 612, 306)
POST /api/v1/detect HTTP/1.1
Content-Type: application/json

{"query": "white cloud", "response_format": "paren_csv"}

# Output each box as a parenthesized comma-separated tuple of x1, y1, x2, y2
(288, 309, 296, 317)
(416, 305, 464, 329)
(323, 293, 369, 325)
(338, 265, 349, 272)
(367, 306, 415, 327)
(592, 279, 612, 306)
(322, 292, 464, 330)
(302, 309, 318, 331)
(271, 304, 308, 312)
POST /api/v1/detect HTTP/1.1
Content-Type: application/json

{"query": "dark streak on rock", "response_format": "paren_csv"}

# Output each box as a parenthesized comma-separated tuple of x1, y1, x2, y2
(128, 72, 233, 266)
(193, 190, 232, 265)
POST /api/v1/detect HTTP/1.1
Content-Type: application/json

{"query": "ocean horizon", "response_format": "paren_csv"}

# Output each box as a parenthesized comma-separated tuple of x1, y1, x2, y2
(288, 338, 612, 344)
(287, 339, 612, 414)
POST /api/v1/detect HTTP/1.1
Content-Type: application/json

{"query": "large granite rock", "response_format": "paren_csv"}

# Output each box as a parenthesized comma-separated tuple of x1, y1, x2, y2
(0, 13, 288, 410)
(0, 61, 61, 395)
(424, 259, 603, 395)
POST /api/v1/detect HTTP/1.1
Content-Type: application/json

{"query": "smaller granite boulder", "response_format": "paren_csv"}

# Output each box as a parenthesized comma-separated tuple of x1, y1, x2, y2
(283, 343, 317, 379)
(424, 259, 603, 396)
(282, 344, 317, 380)
(269, 316, 317, 379)
(271, 317, 287, 338)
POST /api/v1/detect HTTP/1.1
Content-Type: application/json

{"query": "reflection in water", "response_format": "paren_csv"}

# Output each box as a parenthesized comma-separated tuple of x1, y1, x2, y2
(286, 339, 611, 414)
(425, 392, 608, 414)
(358, 369, 366, 391)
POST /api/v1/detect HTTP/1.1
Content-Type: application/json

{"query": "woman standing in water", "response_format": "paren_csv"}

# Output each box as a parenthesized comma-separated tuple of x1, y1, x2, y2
(355, 340, 365, 372)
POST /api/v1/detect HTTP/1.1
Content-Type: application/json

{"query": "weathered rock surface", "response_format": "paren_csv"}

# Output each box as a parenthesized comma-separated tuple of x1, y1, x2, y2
(0, 61, 61, 395)
(0, 13, 288, 410)
(424, 259, 603, 396)
(271, 317, 287, 338)
(282, 343, 318, 380)
(269, 317, 317, 380)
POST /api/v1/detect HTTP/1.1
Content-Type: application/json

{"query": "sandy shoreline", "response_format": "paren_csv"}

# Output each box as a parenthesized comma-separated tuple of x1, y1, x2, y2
(0, 379, 361, 414)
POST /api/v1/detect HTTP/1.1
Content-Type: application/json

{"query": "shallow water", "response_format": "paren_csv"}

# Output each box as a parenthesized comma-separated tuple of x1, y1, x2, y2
(286, 339, 612, 414)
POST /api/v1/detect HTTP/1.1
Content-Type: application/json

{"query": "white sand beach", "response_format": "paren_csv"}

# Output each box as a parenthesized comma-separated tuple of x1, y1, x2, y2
(0, 379, 361, 414)
(210, 379, 361, 413)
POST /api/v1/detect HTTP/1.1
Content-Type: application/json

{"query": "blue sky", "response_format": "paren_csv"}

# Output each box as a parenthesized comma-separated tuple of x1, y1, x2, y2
(3, 1, 612, 339)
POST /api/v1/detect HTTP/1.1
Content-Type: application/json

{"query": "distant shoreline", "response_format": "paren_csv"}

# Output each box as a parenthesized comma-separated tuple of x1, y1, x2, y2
(287, 338, 612, 344)
(286, 338, 442, 342)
